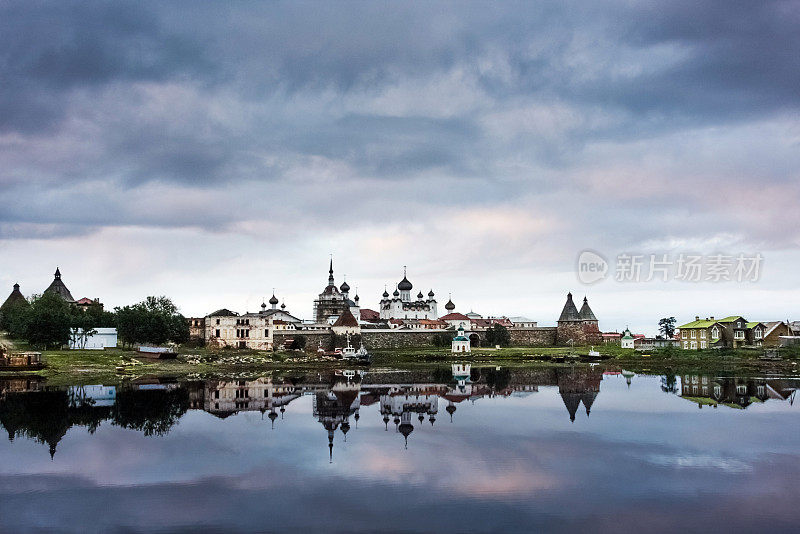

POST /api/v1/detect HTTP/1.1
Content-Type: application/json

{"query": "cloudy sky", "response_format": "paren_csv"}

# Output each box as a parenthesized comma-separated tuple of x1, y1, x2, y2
(1, 1, 798, 333)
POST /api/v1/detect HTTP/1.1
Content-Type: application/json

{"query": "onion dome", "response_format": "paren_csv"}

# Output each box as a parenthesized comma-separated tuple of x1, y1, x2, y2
(428, 290, 434, 298)
(399, 421, 413, 448)
(340, 280, 350, 293)
(418, 413, 425, 423)
(417, 291, 424, 300)
(281, 302, 286, 310)
(445, 298, 455, 311)
(393, 288, 400, 297)
(269, 294, 279, 305)
(398, 276, 412, 291)
(261, 302, 267, 310)
(354, 294, 359, 302)
(382, 287, 389, 298)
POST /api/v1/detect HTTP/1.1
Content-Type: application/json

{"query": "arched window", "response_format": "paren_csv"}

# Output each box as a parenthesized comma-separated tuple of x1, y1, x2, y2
(711, 326, 719, 339)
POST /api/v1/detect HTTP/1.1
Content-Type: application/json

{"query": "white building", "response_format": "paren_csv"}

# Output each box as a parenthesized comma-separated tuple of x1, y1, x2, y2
(379, 268, 438, 321)
(204, 296, 304, 350)
(621, 327, 635, 349)
(69, 328, 117, 350)
(452, 324, 471, 353)
(509, 317, 538, 328)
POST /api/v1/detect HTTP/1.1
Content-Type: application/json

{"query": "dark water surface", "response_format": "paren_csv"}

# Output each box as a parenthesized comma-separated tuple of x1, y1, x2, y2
(1, 366, 798, 533)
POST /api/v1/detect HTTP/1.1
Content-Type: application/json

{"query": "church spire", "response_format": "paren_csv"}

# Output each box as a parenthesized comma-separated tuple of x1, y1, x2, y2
(328, 257, 335, 287)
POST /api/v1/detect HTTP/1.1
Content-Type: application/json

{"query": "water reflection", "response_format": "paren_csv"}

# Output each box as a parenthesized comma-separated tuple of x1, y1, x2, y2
(2, 367, 800, 532)
(1, 366, 797, 461)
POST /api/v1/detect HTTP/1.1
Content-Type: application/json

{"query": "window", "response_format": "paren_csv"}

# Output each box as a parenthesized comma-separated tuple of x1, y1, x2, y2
(265, 329, 269, 337)
(754, 328, 762, 339)
(702, 386, 708, 395)
(711, 326, 719, 339)
(683, 341, 688, 349)
(691, 330, 696, 339)
(734, 331, 744, 339)
(700, 330, 706, 339)
(691, 341, 697, 349)
(738, 321, 743, 328)
(700, 341, 707, 349)
(216, 319, 220, 325)
(215, 329, 220, 337)
(737, 385, 747, 394)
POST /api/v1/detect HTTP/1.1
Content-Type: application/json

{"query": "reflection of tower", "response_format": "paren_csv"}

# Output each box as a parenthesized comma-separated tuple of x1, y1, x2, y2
(312, 373, 361, 462)
(557, 367, 603, 422)
(622, 370, 635, 388)
(399, 411, 414, 449)
(446, 402, 456, 422)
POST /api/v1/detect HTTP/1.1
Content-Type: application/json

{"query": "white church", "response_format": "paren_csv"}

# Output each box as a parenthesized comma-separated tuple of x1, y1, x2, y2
(379, 268, 439, 321)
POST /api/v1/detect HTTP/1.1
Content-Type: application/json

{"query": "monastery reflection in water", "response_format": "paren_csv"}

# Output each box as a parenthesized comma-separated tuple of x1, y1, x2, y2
(1, 366, 797, 460)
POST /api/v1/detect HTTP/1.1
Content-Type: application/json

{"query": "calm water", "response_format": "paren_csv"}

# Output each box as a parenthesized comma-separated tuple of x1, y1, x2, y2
(1, 366, 798, 533)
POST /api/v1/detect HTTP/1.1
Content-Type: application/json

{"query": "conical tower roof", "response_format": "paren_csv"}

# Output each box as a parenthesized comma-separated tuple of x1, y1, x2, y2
(44, 268, 75, 303)
(1, 283, 28, 312)
(578, 297, 597, 321)
(560, 391, 582, 422)
(558, 292, 580, 322)
(581, 390, 599, 416)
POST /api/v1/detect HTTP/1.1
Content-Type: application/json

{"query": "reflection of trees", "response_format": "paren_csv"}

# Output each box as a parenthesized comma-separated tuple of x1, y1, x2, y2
(0, 384, 192, 458)
(484, 367, 511, 391)
(111, 388, 189, 437)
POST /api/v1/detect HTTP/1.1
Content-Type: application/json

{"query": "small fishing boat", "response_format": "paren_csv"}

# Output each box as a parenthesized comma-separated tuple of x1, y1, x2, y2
(341, 334, 371, 363)
(136, 346, 178, 359)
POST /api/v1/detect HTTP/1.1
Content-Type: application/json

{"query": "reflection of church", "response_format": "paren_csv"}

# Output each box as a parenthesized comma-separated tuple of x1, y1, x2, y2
(313, 373, 362, 461)
(378, 387, 440, 448)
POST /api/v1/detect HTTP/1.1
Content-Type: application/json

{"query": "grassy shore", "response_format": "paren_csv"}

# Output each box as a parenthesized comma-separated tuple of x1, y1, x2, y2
(2, 336, 799, 385)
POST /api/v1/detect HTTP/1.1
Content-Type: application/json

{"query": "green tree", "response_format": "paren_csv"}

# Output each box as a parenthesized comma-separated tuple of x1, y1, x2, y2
(485, 324, 511, 347)
(658, 317, 677, 339)
(23, 293, 73, 349)
(290, 335, 307, 350)
(0, 298, 31, 339)
(115, 296, 189, 347)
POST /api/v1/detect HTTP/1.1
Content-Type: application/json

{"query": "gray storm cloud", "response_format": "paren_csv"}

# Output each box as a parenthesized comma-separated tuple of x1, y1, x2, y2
(1, 1, 798, 325)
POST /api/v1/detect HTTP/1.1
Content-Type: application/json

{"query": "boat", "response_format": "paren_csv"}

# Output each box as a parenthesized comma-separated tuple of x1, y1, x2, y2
(341, 334, 371, 363)
(0, 351, 45, 371)
(135, 346, 178, 359)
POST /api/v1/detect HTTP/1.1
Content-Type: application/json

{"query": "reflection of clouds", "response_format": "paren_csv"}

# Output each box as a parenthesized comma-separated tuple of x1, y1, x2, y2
(647, 454, 752, 473)
(2, 381, 800, 531)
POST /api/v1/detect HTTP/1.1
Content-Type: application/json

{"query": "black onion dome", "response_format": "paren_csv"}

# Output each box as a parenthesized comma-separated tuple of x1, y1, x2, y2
(269, 294, 279, 305)
(445, 299, 455, 311)
(393, 288, 400, 297)
(340, 281, 350, 293)
(398, 276, 412, 291)
(428, 290, 435, 297)
(417, 291, 424, 299)
(382, 289, 389, 298)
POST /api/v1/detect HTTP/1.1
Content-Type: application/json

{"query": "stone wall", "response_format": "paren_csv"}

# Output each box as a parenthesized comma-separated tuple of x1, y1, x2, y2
(508, 327, 558, 346)
(273, 331, 331, 351)
(556, 321, 602, 346)
(362, 330, 441, 349)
